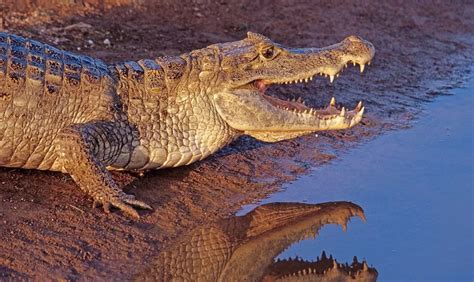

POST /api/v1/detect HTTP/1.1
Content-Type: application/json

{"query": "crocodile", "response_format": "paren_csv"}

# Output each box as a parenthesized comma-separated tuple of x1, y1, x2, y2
(136, 201, 378, 281)
(0, 32, 375, 217)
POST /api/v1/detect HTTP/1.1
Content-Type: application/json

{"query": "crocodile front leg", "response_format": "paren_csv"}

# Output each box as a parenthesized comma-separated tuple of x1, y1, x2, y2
(55, 121, 152, 218)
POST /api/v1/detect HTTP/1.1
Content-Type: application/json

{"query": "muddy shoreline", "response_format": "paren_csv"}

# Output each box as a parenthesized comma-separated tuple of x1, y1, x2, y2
(1, 0, 473, 279)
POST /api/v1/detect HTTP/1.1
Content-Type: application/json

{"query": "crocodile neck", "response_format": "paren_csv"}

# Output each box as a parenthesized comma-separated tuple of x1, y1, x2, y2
(110, 52, 240, 171)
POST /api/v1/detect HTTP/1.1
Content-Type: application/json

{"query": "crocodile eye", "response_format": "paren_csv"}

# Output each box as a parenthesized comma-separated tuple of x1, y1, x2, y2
(262, 47, 275, 59)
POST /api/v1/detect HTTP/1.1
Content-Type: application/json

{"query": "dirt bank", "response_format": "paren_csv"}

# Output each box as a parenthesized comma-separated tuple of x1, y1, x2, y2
(0, 0, 473, 279)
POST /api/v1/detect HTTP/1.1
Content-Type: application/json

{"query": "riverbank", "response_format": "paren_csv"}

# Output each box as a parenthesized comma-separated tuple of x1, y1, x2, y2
(0, 1, 473, 279)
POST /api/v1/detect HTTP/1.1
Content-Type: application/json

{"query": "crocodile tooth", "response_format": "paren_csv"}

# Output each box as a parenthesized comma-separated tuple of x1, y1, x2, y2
(353, 62, 356, 66)
(304, 78, 309, 83)
(330, 97, 336, 107)
(356, 101, 363, 111)
(340, 107, 346, 116)
(329, 75, 334, 83)
(368, 61, 371, 66)
(336, 73, 339, 78)
(310, 76, 313, 80)
(360, 64, 365, 73)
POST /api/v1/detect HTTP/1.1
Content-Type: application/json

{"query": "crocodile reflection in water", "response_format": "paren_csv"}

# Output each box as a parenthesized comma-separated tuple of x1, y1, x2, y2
(136, 201, 378, 281)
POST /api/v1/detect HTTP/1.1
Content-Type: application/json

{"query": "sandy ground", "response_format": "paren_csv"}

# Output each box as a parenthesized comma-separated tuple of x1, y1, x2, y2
(0, 0, 473, 279)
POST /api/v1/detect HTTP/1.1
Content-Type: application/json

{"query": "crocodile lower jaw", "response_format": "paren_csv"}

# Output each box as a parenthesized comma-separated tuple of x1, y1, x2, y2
(263, 251, 377, 281)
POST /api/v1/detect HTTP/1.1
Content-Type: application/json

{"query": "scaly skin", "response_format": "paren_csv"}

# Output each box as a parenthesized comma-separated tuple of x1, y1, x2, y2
(0, 32, 375, 217)
(135, 201, 378, 281)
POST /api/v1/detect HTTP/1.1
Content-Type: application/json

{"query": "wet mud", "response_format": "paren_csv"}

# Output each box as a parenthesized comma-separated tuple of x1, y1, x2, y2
(0, 0, 473, 279)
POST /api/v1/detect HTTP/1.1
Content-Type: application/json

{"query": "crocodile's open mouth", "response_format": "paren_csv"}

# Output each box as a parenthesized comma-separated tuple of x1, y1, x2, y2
(252, 60, 370, 120)
(212, 34, 375, 138)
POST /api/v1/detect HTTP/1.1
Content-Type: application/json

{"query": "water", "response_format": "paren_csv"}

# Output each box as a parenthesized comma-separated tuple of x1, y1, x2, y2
(239, 76, 474, 280)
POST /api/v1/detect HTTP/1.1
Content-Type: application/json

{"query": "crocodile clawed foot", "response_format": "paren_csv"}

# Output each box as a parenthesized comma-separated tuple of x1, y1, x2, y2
(92, 192, 153, 219)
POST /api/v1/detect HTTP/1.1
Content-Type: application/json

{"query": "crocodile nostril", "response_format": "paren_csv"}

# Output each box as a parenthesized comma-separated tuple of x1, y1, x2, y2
(345, 35, 362, 42)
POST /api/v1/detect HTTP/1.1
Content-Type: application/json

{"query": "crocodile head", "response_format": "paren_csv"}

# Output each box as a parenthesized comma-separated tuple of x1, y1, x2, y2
(210, 32, 375, 142)
(136, 201, 377, 281)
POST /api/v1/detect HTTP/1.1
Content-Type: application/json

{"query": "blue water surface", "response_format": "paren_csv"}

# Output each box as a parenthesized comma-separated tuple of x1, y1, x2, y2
(239, 75, 474, 281)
